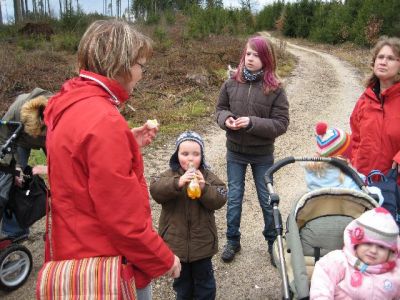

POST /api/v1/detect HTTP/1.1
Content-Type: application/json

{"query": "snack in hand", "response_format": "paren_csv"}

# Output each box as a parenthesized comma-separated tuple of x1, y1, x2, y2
(146, 119, 159, 129)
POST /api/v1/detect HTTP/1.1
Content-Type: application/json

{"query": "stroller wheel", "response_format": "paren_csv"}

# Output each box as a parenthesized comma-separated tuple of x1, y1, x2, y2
(0, 244, 32, 291)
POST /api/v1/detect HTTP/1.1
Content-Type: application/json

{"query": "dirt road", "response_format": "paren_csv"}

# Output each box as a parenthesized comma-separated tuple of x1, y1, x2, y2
(2, 36, 364, 299)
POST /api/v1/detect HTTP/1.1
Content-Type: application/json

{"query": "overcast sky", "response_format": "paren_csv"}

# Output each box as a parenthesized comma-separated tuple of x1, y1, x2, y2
(1, 0, 278, 22)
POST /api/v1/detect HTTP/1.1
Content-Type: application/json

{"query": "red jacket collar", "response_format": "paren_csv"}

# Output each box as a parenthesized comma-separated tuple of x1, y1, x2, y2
(44, 71, 129, 131)
(79, 70, 129, 105)
(365, 81, 400, 102)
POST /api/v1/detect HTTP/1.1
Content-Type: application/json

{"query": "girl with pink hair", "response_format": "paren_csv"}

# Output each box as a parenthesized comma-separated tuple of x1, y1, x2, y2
(216, 36, 289, 265)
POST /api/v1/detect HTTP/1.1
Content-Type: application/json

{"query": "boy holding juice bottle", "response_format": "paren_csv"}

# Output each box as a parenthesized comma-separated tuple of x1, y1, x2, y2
(150, 131, 227, 299)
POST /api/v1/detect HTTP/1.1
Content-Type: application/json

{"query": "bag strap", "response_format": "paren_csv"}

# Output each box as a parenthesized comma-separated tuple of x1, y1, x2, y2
(45, 189, 53, 261)
(366, 169, 387, 185)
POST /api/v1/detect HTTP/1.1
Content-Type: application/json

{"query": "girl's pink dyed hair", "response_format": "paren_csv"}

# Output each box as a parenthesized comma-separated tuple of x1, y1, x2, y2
(234, 36, 281, 94)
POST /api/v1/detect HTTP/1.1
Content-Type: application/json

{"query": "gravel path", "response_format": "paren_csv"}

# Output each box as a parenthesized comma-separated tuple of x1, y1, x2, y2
(1, 35, 364, 299)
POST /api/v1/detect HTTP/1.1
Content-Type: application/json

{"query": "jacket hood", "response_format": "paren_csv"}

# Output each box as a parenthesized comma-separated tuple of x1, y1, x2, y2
(20, 95, 49, 138)
(44, 70, 129, 130)
(343, 207, 399, 268)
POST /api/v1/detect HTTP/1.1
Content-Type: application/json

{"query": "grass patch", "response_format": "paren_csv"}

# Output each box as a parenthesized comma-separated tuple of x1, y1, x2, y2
(29, 149, 47, 165)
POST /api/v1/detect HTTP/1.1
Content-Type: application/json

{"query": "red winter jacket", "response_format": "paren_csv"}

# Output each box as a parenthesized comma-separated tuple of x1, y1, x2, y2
(43, 70, 174, 288)
(350, 82, 400, 178)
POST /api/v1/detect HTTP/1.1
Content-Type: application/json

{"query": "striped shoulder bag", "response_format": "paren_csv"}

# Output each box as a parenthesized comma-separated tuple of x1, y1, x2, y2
(36, 196, 136, 299)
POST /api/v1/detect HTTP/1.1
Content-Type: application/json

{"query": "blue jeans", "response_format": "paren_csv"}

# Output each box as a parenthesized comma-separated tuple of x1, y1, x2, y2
(173, 257, 216, 300)
(226, 159, 275, 247)
(137, 284, 152, 300)
(1, 146, 30, 237)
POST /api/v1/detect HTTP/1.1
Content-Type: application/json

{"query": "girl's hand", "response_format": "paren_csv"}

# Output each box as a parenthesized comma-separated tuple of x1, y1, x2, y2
(131, 122, 159, 148)
(195, 170, 205, 189)
(178, 168, 196, 188)
(235, 117, 250, 128)
(225, 117, 240, 130)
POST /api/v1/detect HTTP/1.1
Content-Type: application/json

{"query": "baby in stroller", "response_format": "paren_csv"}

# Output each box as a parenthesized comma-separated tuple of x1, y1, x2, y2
(310, 207, 400, 299)
(266, 123, 388, 299)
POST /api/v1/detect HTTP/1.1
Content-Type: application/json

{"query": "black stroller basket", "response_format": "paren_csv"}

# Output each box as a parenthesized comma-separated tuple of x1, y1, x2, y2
(264, 156, 376, 300)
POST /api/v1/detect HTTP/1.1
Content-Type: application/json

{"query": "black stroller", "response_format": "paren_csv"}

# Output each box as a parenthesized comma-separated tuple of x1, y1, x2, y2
(264, 156, 379, 300)
(0, 120, 33, 291)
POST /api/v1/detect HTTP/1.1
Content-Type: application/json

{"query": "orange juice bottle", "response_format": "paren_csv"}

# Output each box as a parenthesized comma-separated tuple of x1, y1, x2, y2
(187, 163, 201, 200)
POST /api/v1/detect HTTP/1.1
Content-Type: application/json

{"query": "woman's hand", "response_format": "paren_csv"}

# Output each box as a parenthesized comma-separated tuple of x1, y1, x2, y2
(166, 255, 181, 278)
(131, 122, 159, 148)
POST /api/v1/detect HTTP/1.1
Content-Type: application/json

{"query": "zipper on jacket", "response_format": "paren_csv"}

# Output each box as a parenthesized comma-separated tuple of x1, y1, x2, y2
(240, 82, 252, 145)
(247, 83, 252, 98)
(186, 197, 191, 262)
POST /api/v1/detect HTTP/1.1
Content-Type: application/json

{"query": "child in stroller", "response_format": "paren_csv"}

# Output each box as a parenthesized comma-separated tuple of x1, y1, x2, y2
(265, 155, 380, 300)
(310, 207, 400, 299)
(304, 122, 383, 201)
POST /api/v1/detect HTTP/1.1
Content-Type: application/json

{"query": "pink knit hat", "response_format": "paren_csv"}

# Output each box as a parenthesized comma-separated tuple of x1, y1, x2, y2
(315, 122, 352, 158)
(348, 207, 399, 253)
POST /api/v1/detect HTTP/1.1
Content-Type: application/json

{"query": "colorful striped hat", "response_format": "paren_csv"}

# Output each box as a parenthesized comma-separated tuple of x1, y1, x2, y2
(315, 122, 351, 158)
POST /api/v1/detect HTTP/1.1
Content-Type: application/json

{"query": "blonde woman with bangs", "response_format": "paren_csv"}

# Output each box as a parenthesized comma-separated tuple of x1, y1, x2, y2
(42, 20, 180, 299)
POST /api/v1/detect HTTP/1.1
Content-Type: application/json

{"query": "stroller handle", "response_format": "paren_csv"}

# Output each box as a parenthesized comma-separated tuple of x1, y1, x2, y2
(265, 156, 366, 190)
(0, 120, 23, 159)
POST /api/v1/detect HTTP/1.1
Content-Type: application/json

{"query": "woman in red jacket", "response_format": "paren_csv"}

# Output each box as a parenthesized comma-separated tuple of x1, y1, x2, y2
(350, 36, 400, 178)
(43, 20, 181, 299)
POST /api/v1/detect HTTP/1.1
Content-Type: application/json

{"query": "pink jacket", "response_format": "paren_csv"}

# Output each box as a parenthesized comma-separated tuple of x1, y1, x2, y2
(310, 250, 400, 299)
(310, 211, 400, 300)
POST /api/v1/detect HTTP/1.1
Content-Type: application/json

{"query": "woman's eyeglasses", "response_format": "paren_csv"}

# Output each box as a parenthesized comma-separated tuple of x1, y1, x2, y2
(376, 54, 400, 63)
(136, 62, 147, 73)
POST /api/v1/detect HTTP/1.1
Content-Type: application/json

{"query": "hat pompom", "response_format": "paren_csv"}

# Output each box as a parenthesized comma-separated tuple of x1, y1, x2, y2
(315, 122, 328, 136)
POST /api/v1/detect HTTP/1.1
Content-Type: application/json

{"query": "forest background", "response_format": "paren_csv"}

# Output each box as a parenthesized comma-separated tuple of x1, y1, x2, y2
(0, 0, 399, 164)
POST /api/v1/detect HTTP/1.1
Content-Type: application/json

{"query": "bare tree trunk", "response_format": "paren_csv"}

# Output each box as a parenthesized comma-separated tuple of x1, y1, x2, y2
(59, 0, 62, 16)
(39, 0, 44, 15)
(20, 0, 25, 18)
(25, 0, 29, 13)
(127, 0, 130, 21)
(32, 0, 37, 14)
(0, 2, 3, 25)
(14, 0, 23, 23)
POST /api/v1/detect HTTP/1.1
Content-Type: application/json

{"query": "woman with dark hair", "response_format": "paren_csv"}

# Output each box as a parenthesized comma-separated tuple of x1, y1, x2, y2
(216, 36, 289, 264)
(350, 36, 400, 178)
